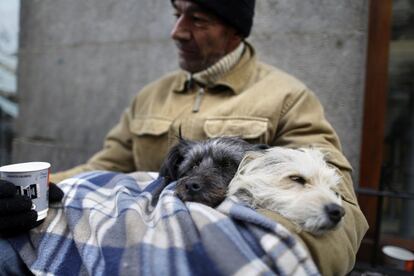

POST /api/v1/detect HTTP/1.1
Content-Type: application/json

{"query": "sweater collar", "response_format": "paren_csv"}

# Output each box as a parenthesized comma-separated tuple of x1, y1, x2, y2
(191, 42, 245, 86)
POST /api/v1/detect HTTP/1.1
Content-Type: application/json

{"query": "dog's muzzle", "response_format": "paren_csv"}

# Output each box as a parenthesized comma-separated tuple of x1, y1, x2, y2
(324, 203, 345, 225)
(175, 176, 228, 207)
(175, 177, 204, 202)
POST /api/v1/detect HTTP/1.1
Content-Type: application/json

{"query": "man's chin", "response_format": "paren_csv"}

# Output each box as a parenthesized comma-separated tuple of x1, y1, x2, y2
(179, 61, 202, 74)
(178, 57, 214, 74)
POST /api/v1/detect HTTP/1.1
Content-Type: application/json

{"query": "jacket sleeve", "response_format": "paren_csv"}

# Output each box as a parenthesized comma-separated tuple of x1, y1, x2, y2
(264, 89, 369, 275)
(50, 108, 136, 183)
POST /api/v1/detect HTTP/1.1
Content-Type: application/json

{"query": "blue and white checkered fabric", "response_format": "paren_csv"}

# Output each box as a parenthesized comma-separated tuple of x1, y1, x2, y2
(8, 171, 319, 276)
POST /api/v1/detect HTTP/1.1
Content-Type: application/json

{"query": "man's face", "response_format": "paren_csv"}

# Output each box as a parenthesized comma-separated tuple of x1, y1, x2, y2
(171, 0, 242, 73)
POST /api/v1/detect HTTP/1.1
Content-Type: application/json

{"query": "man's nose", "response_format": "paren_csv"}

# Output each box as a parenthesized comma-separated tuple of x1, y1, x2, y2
(171, 16, 191, 41)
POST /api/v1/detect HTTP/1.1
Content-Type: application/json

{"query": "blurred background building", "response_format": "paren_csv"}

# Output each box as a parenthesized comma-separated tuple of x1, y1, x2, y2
(0, 0, 413, 274)
(0, 0, 19, 165)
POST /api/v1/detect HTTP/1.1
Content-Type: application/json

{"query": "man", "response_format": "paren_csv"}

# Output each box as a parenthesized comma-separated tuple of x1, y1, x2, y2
(0, 0, 368, 274)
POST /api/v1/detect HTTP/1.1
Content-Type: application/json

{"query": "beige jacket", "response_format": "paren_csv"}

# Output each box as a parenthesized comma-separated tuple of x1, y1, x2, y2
(51, 43, 368, 275)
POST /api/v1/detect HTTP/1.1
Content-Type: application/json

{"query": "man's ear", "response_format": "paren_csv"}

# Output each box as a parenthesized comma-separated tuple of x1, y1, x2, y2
(225, 27, 243, 53)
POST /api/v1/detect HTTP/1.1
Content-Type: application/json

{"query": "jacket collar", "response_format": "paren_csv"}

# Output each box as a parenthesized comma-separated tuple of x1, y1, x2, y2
(173, 41, 256, 95)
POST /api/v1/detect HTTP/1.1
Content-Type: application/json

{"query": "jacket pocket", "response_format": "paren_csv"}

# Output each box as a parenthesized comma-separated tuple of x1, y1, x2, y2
(130, 117, 172, 136)
(130, 117, 172, 171)
(203, 116, 269, 143)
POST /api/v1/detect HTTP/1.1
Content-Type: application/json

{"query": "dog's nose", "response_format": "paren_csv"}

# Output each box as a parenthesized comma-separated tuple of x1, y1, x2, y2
(185, 183, 202, 193)
(325, 203, 345, 223)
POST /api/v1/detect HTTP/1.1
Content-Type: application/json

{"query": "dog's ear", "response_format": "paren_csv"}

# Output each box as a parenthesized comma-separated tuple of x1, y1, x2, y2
(159, 139, 190, 182)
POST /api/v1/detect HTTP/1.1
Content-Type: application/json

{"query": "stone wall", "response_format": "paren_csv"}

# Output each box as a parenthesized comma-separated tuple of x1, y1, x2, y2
(13, 0, 369, 180)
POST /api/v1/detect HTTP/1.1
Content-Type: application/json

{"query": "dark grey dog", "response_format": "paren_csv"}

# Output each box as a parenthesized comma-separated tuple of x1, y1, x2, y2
(159, 137, 268, 207)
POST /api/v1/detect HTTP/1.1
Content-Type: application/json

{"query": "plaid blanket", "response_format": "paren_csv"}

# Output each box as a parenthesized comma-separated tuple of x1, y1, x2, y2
(8, 171, 319, 276)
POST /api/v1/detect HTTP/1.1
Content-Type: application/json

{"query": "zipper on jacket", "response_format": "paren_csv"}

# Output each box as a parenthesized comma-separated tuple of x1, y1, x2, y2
(192, 87, 205, 113)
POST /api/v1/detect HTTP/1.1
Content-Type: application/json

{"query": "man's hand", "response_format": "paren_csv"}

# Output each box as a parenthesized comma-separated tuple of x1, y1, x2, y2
(0, 180, 63, 237)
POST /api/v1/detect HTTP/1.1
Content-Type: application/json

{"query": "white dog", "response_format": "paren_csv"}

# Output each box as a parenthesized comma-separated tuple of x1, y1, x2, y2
(228, 147, 345, 235)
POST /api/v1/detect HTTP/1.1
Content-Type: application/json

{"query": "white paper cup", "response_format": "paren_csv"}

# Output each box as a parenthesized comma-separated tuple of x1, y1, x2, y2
(0, 162, 51, 221)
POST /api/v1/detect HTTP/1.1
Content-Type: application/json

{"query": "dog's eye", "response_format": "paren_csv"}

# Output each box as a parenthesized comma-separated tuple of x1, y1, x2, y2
(289, 175, 306, 185)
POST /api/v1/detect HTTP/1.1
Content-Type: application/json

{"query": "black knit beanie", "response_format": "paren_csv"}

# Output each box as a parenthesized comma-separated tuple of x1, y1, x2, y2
(171, 0, 256, 38)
